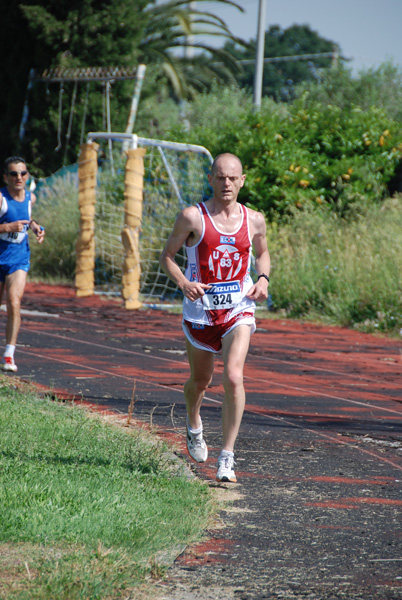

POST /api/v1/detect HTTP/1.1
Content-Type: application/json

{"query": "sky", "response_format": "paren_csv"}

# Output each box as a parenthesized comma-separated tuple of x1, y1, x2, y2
(196, 0, 402, 73)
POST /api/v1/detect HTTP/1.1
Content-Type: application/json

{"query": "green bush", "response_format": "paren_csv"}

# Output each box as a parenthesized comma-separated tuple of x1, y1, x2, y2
(176, 93, 402, 221)
(136, 69, 402, 222)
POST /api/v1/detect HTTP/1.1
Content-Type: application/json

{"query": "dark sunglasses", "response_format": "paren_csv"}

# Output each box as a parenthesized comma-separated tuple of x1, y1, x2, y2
(8, 170, 28, 177)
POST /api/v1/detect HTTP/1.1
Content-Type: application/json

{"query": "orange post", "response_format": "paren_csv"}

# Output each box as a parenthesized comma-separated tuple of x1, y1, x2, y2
(121, 147, 146, 309)
(75, 142, 98, 297)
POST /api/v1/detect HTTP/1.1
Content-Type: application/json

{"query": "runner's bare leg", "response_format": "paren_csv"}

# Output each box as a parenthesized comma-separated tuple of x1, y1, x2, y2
(5, 270, 27, 346)
(184, 338, 214, 430)
(221, 324, 252, 453)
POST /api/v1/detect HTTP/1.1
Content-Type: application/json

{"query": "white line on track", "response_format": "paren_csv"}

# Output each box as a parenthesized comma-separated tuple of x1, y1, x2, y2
(1, 306, 60, 318)
(18, 347, 222, 403)
(21, 327, 402, 416)
(243, 373, 402, 416)
(24, 312, 402, 386)
(244, 406, 402, 474)
(18, 342, 402, 473)
(252, 352, 402, 384)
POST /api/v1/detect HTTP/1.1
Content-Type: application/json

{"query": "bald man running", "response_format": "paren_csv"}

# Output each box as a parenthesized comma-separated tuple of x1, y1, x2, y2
(160, 153, 270, 482)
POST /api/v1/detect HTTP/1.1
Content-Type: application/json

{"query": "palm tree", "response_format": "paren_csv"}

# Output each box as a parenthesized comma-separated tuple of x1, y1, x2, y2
(2, 0, 246, 170)
(140, 0, 246, 98)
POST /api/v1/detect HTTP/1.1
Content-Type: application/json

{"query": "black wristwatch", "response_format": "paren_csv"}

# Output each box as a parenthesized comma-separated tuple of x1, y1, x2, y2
(257, 274, 270, 283)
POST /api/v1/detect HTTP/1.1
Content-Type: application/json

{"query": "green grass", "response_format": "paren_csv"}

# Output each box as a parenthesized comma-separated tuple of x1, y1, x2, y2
(0, 379, 213, 599)
(267, 195, 402, 334)
(30, 179, 80, 282)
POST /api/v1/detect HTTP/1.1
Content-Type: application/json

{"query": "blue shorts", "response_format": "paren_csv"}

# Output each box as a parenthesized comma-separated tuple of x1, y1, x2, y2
(0, 263, 30, 282)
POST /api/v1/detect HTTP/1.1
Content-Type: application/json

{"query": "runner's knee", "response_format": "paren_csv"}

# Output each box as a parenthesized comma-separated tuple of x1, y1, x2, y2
(7, 296, 22, 312)
(188, 372, 213, 393)
(223, 368, 244, 394)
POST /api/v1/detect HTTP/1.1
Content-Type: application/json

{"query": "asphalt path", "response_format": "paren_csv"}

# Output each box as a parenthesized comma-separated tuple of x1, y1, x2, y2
(5, 283, 402, 600)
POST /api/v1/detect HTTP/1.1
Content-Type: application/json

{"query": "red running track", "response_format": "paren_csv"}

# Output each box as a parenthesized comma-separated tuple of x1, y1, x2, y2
(4, 283, 402, 599)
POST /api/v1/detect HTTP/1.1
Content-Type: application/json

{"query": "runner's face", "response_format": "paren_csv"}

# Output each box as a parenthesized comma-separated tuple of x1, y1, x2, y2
(4, 162, 29, 193)
(209, 157, 245, 203)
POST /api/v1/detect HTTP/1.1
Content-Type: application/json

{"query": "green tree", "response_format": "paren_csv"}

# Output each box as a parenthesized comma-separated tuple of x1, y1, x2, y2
(224, 24, 340, 101)
(1, 0, 243, 175)
(2, 0, 149, 173)
(297, 61, 402, 122)
(138, 0, 245, 99)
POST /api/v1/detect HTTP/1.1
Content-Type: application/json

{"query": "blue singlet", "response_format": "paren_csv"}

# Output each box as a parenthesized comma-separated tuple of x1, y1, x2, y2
(0, 187, 32, 268)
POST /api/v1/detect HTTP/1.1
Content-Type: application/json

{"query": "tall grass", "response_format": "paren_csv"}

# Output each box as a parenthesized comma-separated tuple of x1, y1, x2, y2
(0, 381, 212, 599)
(268, 195, 402, 334)
(29, 178, 80, 282)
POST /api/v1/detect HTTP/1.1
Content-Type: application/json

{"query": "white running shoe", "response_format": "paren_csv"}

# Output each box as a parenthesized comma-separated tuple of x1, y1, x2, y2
(186, 419, 208, 463)
(2, 356, 17, 373)
(216, 452, 237, 483)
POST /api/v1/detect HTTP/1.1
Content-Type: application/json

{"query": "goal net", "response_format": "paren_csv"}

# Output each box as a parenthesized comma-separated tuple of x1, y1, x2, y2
(85, 133, 213, 305)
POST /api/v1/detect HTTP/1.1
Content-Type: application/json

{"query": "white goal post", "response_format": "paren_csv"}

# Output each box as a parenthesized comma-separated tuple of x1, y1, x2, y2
(74, 132, 213, 308)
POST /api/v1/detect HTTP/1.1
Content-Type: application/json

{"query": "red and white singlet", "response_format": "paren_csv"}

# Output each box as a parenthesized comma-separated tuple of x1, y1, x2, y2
(182, 202, 255, 326)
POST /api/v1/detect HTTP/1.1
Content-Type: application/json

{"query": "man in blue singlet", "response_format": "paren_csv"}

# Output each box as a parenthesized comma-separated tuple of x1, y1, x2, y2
(0, 156, 45, 372)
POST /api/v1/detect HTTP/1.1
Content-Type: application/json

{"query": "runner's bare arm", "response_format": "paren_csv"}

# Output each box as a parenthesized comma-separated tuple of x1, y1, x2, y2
(160, 206, 211, 301)
(0, 220, 30, 234)
(29, 220, 45, 243)
(28, 193, 45, 243)
(246, 210, 270, 302)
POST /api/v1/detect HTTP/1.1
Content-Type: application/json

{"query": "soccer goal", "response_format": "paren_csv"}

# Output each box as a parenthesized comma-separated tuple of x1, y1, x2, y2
(75, 133, 213, 308)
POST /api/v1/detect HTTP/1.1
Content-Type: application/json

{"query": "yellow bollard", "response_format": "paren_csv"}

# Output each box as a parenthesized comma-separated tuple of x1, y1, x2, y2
(122, 148, 146, 309)
(75, 142, 98, 297)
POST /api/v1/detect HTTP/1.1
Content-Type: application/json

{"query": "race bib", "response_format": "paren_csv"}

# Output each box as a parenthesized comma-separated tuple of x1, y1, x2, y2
(202, 280, 242, 310)
(0, 229, 28, 244)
